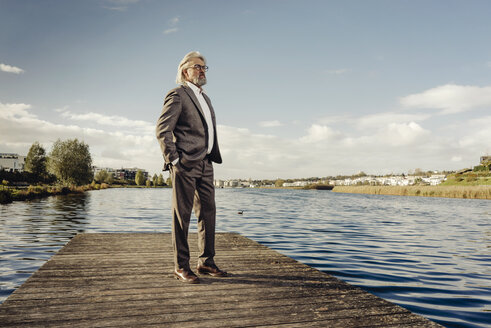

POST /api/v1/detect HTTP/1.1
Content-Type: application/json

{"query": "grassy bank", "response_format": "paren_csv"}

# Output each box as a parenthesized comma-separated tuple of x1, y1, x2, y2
(0, 183, 110, 204)
(332, 185, 491, 200)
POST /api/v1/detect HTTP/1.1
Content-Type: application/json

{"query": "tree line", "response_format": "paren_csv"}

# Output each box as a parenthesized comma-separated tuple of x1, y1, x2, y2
(3, 138, 167, 188)
(9, 139, 94, 186)
(94, 169, 167, 187)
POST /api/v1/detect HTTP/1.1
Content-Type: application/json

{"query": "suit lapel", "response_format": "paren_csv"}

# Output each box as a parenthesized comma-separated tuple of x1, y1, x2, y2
(182, 85, 206, 121)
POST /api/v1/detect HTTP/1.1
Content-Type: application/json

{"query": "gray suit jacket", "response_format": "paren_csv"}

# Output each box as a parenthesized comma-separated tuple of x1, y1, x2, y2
(156, 84, 222, 171)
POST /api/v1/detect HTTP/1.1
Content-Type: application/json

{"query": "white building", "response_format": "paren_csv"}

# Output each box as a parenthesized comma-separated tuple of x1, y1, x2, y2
(422, 175, 446, 186)
(330, 174, 442, 186)
(93, 167, 117, 176)
(283, 181, 310, 187)
(225, 180, 239, 187)
(214, 179, 225, 188)
(0, 153, 26, 172)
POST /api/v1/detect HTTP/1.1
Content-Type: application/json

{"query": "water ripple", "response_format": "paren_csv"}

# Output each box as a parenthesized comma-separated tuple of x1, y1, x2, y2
(0, 188, 490, 328)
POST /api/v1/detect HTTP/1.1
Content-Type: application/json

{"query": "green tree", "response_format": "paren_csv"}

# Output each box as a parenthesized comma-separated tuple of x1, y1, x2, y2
(157, 174, 165, 186)
(94, 170, 108, 183)
(24, 142, 48, 180)
(166, 177, 172, 186)
(145, 179, 152, 187)
(48, 139, 93, 185)
(152, 173, 158, 187)
(95, 170, 114, 184)
(275, 179, 285, 187)
(135, 170, 145, 186)
(104, 172, 114, 184)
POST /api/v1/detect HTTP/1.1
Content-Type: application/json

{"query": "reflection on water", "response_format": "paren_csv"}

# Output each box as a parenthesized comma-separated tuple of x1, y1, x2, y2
(0, 193, 89, 303)
(0, 188, 490, 328)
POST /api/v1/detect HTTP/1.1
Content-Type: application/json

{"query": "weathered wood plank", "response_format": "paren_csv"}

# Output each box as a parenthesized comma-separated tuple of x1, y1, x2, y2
(0, 233, 442, 327)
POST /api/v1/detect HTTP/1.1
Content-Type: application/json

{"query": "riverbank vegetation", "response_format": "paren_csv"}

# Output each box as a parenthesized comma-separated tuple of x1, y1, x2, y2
(0, 139, 171, 204)
(332, 166, 491, 200)
(0, 183, 110, 204)
(0, 178, 170, 204)
(332, 166, 491, 199)
(332, 185, 491, 200)
(440, 171, 491, 186)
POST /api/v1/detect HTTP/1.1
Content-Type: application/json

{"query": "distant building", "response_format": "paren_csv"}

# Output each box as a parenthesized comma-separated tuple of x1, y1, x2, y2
(214, 180, 225, 188)
(0, 153, 26, 172)
(329, 174, 444, 186)
(92, 166, 116, 175)
(225, 180, 239, 188)
(422, 175, 446, 186)
(115, 168, 148, 181)
(283, 181, 310, 187)
(214, 179, 249, 188)
(93, 167, 117, 177)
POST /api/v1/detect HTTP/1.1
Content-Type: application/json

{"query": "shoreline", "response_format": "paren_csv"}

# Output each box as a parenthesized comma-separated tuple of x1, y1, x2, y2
(0, 185, 103, 204)
(332, 185, 491, 200)
(0, 184, 172, 204)
(2, 184, 490, 204)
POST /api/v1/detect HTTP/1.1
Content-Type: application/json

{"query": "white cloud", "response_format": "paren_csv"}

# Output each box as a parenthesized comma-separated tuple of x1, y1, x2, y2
(2, 98, 489, 179)
(300, 124, 341, 143)
(216, 125, 302, 178)
(163, 16, 180, 34)
(356, 112, 431, 129)
(0, 102, 34, 119)
(0, 63, 25, 74)
(458, 116, 491, 149)
(467, 115, 491, 125)
(317, 115, 352, 125)
(0, 102, 162, 175)
(169, 17, 179, 26)
(215, 122, 436, 179)
(377, 122, 430, 146)
(163, 28, 179, 35)
(400, 84, 491, 114)
(258, 120, 282, 127)
(59, 109, 153, 132)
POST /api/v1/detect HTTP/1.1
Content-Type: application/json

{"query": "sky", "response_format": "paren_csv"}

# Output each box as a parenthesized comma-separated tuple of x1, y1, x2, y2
(1, 0, 490, 180)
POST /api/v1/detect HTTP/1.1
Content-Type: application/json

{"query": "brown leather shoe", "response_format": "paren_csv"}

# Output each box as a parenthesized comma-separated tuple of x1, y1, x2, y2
(174, 269, 200, 284)
(197, 263, 228, 277)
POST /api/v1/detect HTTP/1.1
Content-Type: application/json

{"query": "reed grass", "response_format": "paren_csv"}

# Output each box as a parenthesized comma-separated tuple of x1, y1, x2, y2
(0, 183, 110, 204)
(332, 185, 491, 200)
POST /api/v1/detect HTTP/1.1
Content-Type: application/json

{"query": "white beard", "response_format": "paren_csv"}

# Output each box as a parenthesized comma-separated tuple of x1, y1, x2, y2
(192, 76, 207, 87)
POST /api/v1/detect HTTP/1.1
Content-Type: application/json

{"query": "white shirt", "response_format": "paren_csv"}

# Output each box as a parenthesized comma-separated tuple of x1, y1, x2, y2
(186, 82, 214, 155)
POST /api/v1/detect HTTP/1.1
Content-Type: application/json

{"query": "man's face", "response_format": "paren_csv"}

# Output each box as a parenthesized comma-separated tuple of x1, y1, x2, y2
(184, 58, 207, 87)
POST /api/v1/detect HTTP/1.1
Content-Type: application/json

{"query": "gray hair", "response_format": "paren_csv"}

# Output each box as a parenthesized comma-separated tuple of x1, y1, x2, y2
(175, 51, 207, 85)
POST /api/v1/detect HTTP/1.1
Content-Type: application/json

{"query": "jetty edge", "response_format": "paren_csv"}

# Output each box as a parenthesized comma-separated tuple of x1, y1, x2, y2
(0, 233, 443, 327)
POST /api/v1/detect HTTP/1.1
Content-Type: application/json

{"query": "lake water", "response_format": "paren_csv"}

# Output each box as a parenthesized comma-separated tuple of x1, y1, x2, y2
(0, 188, 490, 327)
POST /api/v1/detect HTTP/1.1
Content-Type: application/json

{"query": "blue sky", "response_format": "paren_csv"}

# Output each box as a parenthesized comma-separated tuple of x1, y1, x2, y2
(1, 0, 490, 179)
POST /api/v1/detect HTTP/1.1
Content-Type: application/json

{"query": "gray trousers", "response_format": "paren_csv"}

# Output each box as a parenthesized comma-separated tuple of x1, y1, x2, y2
(170, 158, 216, 270)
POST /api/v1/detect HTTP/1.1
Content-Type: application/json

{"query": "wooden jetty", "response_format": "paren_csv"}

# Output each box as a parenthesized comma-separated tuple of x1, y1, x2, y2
(0, 233, 442, 327)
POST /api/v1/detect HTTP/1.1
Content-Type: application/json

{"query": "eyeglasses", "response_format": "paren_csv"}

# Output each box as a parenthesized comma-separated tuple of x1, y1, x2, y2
(188, 64, 208, 72)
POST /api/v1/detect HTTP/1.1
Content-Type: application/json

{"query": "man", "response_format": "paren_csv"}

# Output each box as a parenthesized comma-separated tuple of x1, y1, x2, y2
(156, 51, 226, 284)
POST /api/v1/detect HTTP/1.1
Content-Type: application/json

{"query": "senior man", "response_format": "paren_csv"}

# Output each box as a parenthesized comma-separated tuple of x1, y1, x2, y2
(156, 51, 226, 284)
